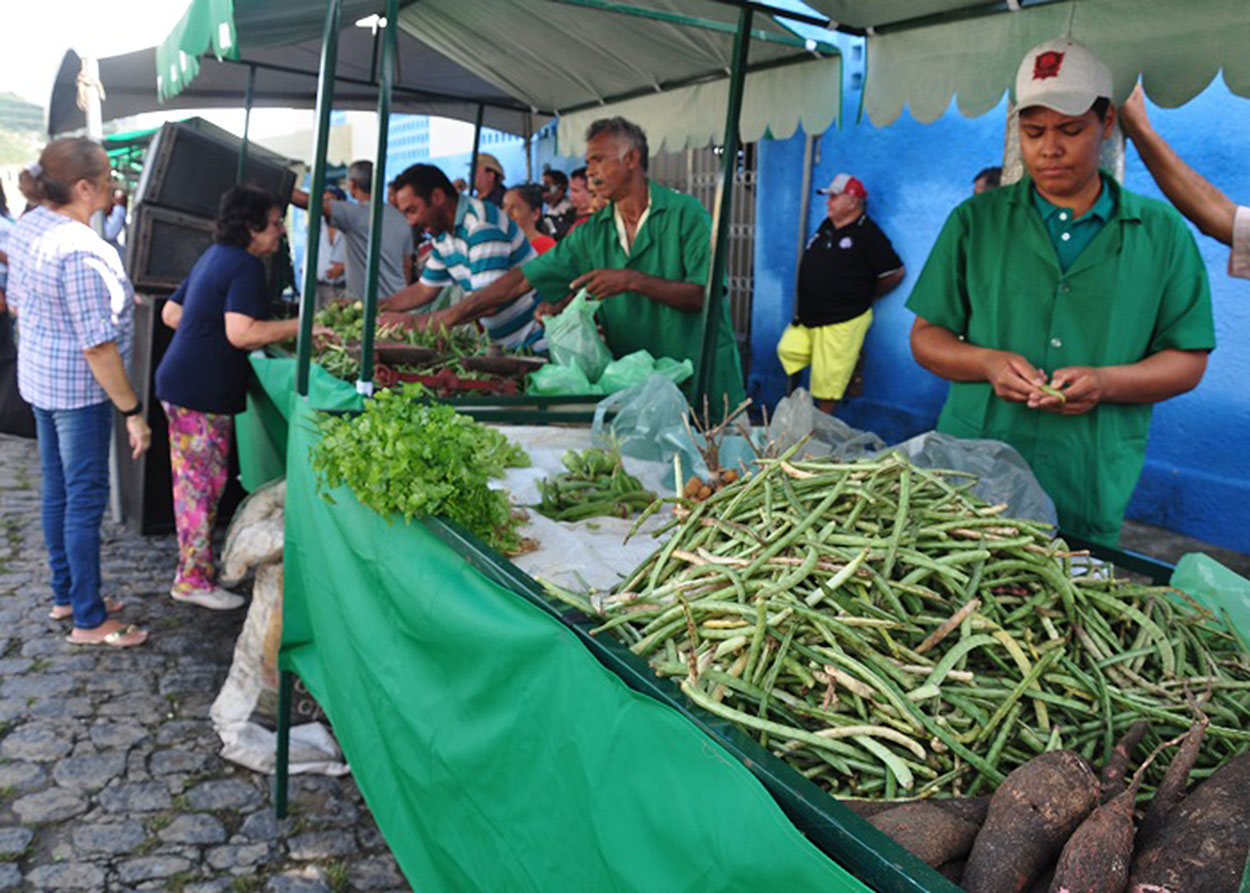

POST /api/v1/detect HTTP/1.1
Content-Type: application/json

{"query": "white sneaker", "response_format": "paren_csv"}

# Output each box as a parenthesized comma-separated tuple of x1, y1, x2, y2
(170, 587, 245, 611)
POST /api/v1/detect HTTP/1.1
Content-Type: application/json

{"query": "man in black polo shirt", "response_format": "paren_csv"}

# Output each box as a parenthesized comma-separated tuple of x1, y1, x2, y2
(777, 173, 905, 413)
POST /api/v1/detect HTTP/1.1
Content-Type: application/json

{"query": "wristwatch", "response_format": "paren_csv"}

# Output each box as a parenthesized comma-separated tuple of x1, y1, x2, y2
(119, 401, 143, 418)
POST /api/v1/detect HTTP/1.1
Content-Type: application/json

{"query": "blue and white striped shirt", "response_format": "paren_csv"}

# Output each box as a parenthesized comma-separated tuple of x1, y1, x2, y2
(421, 197, 545, 350)
(7, 206, 134, 410)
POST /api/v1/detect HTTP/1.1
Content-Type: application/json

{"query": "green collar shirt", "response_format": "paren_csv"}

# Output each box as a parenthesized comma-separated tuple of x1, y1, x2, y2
(1031, 176, 1116, 272)
(522, 181, 745, 409)
(906, 176, 1215, 544)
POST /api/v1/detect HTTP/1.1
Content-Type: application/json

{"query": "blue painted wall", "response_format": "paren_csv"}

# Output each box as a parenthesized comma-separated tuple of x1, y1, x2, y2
(752, 79, 1250, 552)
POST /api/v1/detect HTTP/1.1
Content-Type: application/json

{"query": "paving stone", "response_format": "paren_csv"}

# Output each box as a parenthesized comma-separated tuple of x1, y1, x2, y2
(357, 825, 387, 851)
(96, 695, 170, 718)
(205, 842, 270, 871)
(96, 781, 172, 813)
(19, 638, 65, 658)
(1, 674, 77, 699)
(40, 655, 96, 673)
(288, 830, 356, 861)
(266, 873, 331, 893)
(0, 827, 33, 857)
(0, 434, 393, 886)
(29, 697, 94, 719)
(86, 673, 151, 696)
(11, 787, 88, 823)
(24, 862, 105, 888)
(71, 820, 147, 855)
(349, 856, 406, 890)
(155, 720, 207, 746)
(0, 760, 47, 791)
(88, 720, 148, 750)
(116, 855, 194, 884)
(239, 810, 281, 841)
(158, 813, 227, 845)
(159, 667, 223, 696)
(0, 699, 26, 723)
(1, 723, 73, 761)
(149, 748, 209, 776)
(51, 750, 127, 791)
(184, 778, 262, 811)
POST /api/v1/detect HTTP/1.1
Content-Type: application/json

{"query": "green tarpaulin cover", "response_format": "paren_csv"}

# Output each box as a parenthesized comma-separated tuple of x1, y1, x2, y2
(243, 355, 868, 890)
(235, 356, 361, 491)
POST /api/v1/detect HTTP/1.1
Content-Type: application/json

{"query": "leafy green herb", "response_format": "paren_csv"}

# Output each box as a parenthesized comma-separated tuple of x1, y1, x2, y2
(310, 385, 530, 552)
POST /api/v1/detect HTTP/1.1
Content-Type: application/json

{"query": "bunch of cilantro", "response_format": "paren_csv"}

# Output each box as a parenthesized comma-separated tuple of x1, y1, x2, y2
(311, 385, 530, 553)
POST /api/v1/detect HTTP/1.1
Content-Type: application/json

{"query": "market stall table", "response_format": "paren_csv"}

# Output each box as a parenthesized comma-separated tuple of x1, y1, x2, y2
(237, 354, 937, 891)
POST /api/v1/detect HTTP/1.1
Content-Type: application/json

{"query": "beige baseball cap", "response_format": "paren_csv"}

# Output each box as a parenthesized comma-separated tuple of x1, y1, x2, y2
(1015, 38, 1112, 116)
(477, 153, 504, 178)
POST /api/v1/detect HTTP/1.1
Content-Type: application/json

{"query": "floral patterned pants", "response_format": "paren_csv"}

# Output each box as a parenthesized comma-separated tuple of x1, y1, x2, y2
(163, 402, 233, 595)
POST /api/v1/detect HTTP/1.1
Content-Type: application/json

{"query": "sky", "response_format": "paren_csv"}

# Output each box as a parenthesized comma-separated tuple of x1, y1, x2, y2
(0, 0, 187, 109)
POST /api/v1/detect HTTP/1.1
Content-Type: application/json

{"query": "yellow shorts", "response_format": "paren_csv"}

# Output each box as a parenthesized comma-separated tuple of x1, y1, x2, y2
(776, 309, 873, 401)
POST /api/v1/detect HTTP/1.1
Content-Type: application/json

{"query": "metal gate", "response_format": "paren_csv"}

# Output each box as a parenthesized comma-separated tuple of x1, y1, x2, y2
(650, 143, 756, 375)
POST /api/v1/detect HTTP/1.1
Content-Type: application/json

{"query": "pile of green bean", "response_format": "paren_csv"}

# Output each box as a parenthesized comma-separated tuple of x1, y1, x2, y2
(535, 448, 656, 522)
(548, 450, 1250, 800)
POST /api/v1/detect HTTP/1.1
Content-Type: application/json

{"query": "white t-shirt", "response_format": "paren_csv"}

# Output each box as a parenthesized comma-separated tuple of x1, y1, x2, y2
(316, 227, 347, 285)
(1230, 204, 1250, 280)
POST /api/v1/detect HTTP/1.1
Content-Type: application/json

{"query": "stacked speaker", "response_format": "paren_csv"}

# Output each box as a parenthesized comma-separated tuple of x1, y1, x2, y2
(119, 120, 296, 534)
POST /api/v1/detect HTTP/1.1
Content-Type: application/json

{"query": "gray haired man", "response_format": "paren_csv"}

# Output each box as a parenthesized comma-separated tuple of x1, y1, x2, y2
(292, 159, 413, 300)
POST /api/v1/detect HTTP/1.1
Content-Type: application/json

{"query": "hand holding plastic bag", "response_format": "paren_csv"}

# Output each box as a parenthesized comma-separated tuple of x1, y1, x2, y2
(544, 288, 613, 382)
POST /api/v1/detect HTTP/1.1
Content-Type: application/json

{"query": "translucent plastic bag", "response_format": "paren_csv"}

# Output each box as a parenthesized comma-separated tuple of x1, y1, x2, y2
(653, 356, 694, 386)
(528, 363, 603, 396)
(592, 374, 707, 487)
(766, 389, 884, 461)
(544, 289, 612, 382)
(1171, 553, 1250, 651)
(598, 350, 657, 395)
(889, 431, 1057, 526)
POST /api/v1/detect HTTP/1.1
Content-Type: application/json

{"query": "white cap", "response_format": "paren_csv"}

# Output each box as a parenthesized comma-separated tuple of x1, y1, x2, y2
(1015, 38, 1112, 116)
(816, 173, 867, 199)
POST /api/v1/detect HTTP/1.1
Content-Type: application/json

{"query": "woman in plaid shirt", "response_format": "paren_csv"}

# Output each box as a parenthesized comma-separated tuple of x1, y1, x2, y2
(8, 138, 150, 648)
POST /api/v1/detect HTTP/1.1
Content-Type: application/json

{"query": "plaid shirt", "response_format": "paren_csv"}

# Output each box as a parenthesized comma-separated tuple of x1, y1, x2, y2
(7, 206, 134, 410)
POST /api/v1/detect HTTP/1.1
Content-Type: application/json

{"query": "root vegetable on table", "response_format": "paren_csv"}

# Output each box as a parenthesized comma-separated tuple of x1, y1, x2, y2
(867, 801, 980, 867)
(961, 750, 1100, 893)
(1097, 720, 1148, 804)
(1128, 750, 1250, 893)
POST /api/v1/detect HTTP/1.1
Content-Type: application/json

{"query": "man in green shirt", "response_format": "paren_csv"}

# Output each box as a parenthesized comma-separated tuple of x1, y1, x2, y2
(907, 39, 1215, 545)
(418, 116, 745, 410)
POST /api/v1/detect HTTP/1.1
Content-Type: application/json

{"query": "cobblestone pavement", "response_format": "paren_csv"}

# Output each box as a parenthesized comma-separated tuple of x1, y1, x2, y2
(0, 433, 411, 893)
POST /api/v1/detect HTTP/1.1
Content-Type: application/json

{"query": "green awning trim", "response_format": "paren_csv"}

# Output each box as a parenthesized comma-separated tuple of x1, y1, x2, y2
(156, 0, 420, 101)
(804, 0, 1250, 125)
(558, 54, 840, 154)
(156, 0, 237, 100)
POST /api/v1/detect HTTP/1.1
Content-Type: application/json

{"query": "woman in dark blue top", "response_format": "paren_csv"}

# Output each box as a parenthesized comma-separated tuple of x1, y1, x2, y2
(156, 185, 326, 611)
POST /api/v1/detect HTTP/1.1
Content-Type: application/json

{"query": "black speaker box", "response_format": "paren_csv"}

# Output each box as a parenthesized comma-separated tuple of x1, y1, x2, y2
(125, 205, 215, 293)
(116, 296, 245, 536)
(134, 120, 297, 219)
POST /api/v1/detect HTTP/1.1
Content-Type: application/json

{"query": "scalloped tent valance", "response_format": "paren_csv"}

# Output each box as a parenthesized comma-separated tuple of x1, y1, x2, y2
(804, 0, 1250, 125)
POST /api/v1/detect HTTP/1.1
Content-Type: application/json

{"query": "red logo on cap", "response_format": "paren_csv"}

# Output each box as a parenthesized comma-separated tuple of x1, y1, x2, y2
(1033, 50, 1065, 80)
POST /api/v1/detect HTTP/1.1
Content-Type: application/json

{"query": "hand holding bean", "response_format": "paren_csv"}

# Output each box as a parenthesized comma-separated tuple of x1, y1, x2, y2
(1033, 366, 1104, 415)
(982, 350, 1047, 403)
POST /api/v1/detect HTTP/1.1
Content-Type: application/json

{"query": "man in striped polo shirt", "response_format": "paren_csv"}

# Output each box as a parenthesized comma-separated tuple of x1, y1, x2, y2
(379, 164, 545, 350)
